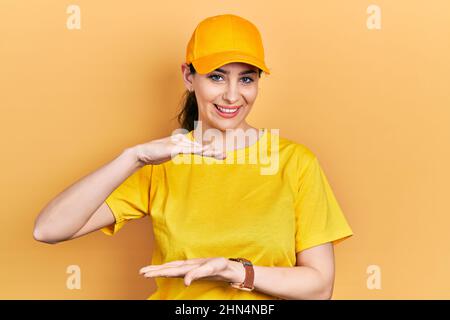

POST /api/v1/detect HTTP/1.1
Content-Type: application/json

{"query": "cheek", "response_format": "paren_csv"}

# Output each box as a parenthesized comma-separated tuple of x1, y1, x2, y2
(197, 89, 221, 106)
(243, 87, 258, 103)
(196, 80, 221, 95)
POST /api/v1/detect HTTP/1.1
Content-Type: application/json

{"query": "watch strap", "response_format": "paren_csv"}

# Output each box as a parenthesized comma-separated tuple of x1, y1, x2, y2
(228, 257, 255, 291)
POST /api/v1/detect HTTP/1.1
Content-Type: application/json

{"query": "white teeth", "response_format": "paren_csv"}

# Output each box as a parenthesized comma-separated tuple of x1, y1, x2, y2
(215, 105, 239, 113)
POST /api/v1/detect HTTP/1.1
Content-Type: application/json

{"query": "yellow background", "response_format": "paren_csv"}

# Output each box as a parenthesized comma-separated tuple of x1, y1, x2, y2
(1, 0, 449, 299)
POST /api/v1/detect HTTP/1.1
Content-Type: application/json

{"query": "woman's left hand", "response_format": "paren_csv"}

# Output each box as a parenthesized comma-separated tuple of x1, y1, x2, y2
(139, 257, 244, 287)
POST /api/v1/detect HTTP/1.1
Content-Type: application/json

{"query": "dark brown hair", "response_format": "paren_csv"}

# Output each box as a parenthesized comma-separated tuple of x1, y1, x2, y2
(175, 63, 263, 131)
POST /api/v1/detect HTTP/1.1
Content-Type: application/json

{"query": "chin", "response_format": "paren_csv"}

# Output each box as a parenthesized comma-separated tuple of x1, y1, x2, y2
(212, 123, 239, 132)
(209, 110, 248, 131)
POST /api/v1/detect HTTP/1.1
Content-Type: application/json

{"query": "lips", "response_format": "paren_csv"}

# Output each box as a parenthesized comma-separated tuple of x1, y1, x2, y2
(213, 104, 242, 118)
(214, 104, 242, 109)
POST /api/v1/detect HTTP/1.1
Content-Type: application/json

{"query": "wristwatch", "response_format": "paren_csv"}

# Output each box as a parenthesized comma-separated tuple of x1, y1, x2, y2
(228, 257, 255, 291)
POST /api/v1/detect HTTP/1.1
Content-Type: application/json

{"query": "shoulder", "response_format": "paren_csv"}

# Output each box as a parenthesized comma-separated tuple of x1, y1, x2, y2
(266, 131, 320, 183)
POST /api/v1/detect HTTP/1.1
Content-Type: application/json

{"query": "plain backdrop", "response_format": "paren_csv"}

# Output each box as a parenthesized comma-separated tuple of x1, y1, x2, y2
(1, 0, 449, 299)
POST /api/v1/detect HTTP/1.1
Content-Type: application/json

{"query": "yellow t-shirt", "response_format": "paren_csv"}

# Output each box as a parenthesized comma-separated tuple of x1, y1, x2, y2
(101, 128, 353, 300)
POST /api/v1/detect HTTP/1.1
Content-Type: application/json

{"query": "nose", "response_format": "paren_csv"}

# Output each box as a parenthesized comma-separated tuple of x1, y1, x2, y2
(222, 82, 240, 104)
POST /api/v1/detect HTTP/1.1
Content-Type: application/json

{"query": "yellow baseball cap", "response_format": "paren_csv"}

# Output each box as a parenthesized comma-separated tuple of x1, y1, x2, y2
(186, 14, 271, 75)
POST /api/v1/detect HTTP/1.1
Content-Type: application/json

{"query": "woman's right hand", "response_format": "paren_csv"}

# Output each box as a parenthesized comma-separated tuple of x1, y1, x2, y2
(133, 133, 227, 165)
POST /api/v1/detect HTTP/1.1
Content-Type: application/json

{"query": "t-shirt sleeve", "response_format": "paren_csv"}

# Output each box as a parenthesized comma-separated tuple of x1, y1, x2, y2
(294, 148, 353, 253)
(101, 164, 153, 236)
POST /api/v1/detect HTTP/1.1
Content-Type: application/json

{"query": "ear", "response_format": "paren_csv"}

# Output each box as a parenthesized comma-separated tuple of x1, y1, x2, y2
(181, 63, 194, 92)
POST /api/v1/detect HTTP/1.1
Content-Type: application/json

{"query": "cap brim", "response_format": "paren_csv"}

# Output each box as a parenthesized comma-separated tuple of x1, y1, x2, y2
(191, 51, 270, 75)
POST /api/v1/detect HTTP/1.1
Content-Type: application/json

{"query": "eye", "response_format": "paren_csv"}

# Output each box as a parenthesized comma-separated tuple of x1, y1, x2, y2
(208, 74, 255, 84)
(208, 74, 223, 81)
(241, 76, 254, 84)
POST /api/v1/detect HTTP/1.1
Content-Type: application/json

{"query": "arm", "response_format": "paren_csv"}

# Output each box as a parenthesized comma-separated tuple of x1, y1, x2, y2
(226, 242, 335, 300)
(33, 147, 143, 244)
(33, 132, 222, 244)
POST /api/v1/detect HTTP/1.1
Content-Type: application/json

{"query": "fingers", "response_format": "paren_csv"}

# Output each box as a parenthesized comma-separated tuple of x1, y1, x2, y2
(139, 257, 223, 287)
(144, 265, 195, 278)
(139, 261, 186, 274)
(172, 134, 227, 159)
(140, 262, 216, 286)
(141, 263, 197, 279)
(195, 145, 226, 159)
(139, 258, 208, 274)
(175, 135, 224, 154)
(176, 142, 226, 159)
(173, 134, 203, 147)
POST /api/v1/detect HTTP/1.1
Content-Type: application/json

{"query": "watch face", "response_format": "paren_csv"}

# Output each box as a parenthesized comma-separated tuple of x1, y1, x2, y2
(241, 259, 252, 266)
(229, 258, 253, 266)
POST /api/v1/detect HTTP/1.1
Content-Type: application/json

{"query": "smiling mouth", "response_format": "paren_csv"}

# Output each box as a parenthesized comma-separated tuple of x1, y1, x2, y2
(213, 104, 242, 113)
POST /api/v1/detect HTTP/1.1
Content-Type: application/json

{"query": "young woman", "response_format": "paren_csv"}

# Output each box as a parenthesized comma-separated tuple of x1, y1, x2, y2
(33, 14, 353, 300)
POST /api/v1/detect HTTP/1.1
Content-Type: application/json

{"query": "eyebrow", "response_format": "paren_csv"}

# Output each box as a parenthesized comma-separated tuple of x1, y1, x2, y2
(213, 68, 257, 75)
